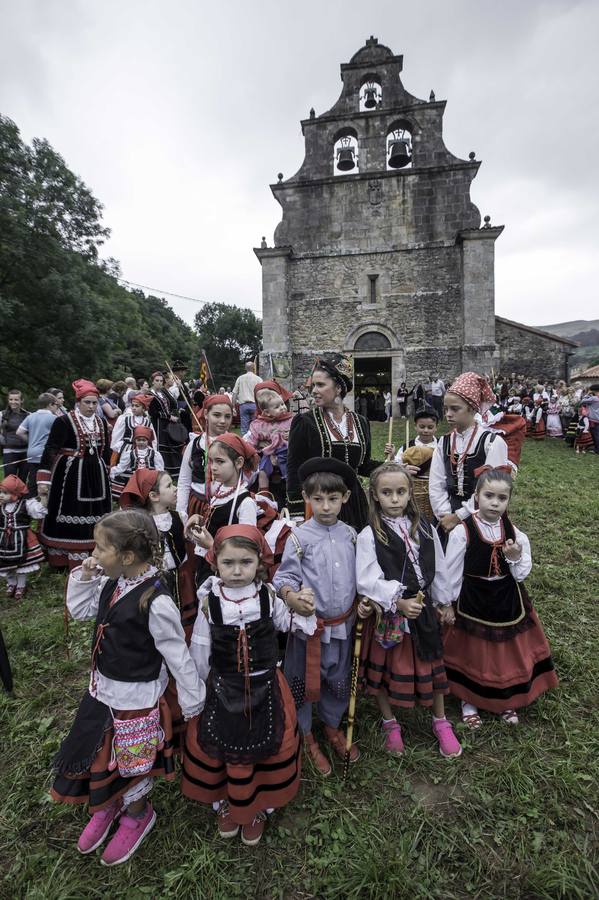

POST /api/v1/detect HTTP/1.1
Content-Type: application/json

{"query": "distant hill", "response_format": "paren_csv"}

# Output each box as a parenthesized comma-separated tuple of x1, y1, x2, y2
(537, 319, 599, 339)
(538, 320, 599, 373)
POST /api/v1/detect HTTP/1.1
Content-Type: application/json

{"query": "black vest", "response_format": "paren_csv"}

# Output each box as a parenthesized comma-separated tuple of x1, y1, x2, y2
(0, 499, 29, 562)
(120, 414, 151, 446)
(208, 585, 278, 675)
(161, 512, 186, 567)
(92, 577, 165, 682)
(442, 429, 497, 511)
(207, 491, 249, 537)
(373, 522, 442, 661)
(190, 436, 206, 484)
(455, 514, 530, 639)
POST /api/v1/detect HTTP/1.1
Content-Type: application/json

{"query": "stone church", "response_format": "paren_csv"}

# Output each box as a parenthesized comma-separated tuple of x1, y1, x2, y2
(255, 37, 575, 403)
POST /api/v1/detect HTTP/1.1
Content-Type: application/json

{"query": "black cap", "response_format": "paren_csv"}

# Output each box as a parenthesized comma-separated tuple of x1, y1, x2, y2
(298, 456, 357, 489)
(172, 359, 187, 371)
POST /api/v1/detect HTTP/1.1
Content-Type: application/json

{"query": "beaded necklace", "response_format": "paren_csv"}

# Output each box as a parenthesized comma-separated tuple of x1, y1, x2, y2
(219, 582, 260, 605)
(449, 426, 478, 497)
(323, 407, 355, 464)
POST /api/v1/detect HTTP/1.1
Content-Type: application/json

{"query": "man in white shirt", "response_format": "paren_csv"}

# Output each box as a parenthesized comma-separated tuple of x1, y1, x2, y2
(232, 361, 262, 435)
(429, 374, 446, 420)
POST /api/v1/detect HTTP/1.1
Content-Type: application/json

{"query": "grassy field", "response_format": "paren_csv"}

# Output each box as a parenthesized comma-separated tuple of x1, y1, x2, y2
(0, 424, 598, 899)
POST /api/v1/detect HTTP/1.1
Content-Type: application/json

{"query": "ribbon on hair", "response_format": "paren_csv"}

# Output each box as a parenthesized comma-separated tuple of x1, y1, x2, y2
(473, 464, 513, 479)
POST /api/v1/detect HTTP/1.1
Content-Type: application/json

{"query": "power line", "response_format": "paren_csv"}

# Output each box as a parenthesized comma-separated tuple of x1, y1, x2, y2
(118, 278, 263, 315)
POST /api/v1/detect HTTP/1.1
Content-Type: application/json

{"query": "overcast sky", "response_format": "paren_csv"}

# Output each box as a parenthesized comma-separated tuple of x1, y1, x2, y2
(1, 0, 597, 330)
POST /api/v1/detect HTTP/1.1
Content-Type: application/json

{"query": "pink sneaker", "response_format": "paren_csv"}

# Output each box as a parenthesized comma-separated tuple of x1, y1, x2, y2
(432, 718, 462, 758)
(77, 803, 121, 854)
(381, 719, 404, 755)
(100, 802, 156, 866)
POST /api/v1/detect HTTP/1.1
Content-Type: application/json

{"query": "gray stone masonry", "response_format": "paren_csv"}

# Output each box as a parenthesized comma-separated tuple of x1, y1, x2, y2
(254, 37, 573, 398)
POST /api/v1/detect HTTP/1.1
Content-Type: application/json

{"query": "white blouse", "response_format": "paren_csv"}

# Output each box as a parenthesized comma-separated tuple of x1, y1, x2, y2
(356, 517, 451, 634)
(110, 446, 165, 479)
(192, 490, 258, 558)
(66, 566, 205, 718)
(153, 511, 177, 570)
(190, 576, 316, 683)
(445, 515, 532, 602)
(428, 424, 509, 520)
(176, 433, 208, 523)
(110, 414, 157, 453)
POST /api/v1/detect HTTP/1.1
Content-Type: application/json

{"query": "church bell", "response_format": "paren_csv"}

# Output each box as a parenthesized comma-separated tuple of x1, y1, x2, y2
(363, 84, 377, 108)
(336, 137, 356, 171)
(387, 130, 412, 169)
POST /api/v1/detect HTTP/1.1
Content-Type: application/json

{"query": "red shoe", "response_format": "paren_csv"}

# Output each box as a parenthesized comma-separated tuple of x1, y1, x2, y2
(77, 803, 121, 854)
(217, 801, 239, 839)
(323, 725, 360, 763)
(5, 584, 16, 598)
(304, 732, 332, 776)
(241, 811, 267, 847)
(100, 803, 156, 866)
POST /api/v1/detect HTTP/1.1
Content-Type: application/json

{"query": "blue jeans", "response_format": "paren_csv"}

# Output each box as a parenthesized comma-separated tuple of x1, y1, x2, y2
(239, 402, 257, 436)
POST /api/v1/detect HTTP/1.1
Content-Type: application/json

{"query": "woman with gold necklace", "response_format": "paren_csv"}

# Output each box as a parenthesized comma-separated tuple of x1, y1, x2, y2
(286, 355, 382, 530)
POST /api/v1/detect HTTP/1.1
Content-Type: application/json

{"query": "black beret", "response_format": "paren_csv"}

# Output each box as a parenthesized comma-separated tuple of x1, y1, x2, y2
(298, 456, 357, 489)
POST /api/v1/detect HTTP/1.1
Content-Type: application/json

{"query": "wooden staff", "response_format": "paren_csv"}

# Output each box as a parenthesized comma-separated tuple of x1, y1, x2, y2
(343, 614, 365, 780)
(405, 417, 410, 450)
(385, 416, 394, 461)
(164, 360, 202, 432)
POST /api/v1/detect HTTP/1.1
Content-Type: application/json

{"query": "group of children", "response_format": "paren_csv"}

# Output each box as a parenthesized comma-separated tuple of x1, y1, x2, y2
(1, 368, 554, 868)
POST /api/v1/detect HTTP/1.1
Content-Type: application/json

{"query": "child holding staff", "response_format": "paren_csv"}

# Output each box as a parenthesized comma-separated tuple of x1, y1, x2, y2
(357, 463, 461, 758)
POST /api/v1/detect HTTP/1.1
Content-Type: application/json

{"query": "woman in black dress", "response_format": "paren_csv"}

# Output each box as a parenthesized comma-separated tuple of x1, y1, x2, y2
(286, 354, 383, 530)
(149, 371, 184, 476)
(38, 379, 111, 569)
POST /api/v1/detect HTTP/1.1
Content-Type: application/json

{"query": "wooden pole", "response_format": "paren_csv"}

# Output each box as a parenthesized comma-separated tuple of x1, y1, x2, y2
(385, 416, 393, 461)
(343, 616, 364, 780)
(164, 360, 202, 432)
(405, 418, 409, 450)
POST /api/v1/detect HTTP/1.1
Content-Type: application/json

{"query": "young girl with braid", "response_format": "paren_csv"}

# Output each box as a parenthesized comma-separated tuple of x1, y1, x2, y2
(51, 509, 204, 867)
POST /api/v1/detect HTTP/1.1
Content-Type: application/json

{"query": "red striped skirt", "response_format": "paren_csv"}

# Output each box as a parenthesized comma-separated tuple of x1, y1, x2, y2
(574, 431, 594, 450)
(359, 620, 448, 708)
(443, 608, 558, 713)
(50, 696, 175, 812)
(181, 670, 301, 824)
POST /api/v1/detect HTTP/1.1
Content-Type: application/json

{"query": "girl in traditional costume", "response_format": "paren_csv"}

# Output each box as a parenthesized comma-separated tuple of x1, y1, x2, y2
(51, 509, 204, 866)
(357, 463, 461, 758)
(37, 380, 112, 569)
(183, 434, 259, 631)
(443, 468, 558, 729)
(429, 372, 509, 538)
(110, 426, 164, 500)
(110, 393, 156, 457)
(182, 525, 304, 846)
(0, 474, 46, 599)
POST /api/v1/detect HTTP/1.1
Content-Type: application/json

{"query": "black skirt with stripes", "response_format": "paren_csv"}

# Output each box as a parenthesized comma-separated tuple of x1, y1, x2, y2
(359, 622, 449, 708)
(50, 695, 176, 812)
(181, 670, 301, 824)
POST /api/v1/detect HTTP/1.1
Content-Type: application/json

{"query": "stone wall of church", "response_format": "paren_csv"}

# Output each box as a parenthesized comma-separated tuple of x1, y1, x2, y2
(495, 318, 572, 382)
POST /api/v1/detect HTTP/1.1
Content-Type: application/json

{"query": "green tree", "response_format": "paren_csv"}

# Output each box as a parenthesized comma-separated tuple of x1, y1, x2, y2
(0, 115, 198, 401)
(194, 302, 262, 388)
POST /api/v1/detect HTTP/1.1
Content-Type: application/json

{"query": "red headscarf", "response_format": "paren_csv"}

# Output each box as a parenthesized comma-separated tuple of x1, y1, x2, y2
(72, 379, 99, 400)
(205, 524, 274, 570)
(253, 380, 293, 404)
(198, 394, 233, 433)
(133, 425, 154, 442)
(211, 433, 259, 475)
(0, 474, 28, 499)
(119, 470, 161, 508)
(131, 392, 152, 409)
(447, 372, 495, 413)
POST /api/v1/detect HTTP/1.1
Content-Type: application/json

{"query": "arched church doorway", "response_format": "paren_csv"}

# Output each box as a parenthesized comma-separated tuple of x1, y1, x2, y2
(353, 331, 392, 422)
